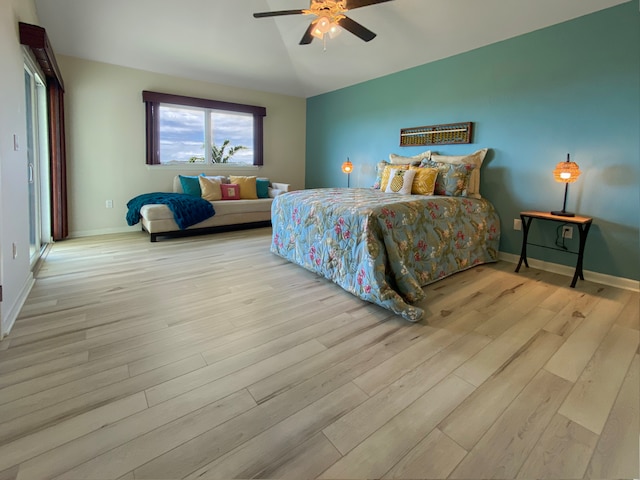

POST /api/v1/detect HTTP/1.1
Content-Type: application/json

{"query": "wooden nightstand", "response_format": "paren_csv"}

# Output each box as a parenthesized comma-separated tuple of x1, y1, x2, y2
(515, 210, 593, 287)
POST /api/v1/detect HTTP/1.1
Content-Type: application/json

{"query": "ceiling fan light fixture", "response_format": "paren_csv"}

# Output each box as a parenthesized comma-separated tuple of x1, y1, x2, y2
(328, 22, 342, 38)
(254, 0, 393, 45)
(311, 16, 332, 39)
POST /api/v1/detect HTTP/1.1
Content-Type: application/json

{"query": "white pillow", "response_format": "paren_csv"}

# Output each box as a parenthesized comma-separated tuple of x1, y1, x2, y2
(268, 187, 285, 198)
(428, 148, 488, 199)
(389, 150, 431, 165)
(384, 168, 416, 195)
(203, 175, 228, 184)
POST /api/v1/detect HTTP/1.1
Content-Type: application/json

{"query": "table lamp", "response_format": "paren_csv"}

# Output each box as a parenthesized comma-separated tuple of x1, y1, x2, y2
(551, 153, 581, 217)
(341, 158, 353, 187)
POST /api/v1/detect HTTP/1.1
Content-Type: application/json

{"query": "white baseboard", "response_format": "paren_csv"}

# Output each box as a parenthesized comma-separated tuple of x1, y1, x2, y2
(499, 252, 640, 292)
(69, 226, 137, 238)
(1, 273, 35, 338)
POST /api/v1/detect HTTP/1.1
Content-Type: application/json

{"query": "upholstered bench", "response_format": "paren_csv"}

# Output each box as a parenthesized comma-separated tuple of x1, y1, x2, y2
(139, 175, 290, 242)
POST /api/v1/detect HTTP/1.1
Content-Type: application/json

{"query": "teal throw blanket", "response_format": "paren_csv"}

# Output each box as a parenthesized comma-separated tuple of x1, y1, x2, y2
(126, 192, 215, 230)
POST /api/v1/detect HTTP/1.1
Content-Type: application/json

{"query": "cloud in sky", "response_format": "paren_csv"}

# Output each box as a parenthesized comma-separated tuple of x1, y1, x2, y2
(159, 106, 253, 163)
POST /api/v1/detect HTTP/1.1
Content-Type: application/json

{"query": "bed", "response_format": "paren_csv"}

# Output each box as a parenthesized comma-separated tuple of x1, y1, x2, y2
(270, 188, 500, 321)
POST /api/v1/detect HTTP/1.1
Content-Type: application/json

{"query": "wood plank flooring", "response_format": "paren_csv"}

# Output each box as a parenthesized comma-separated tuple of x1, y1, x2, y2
(0, 227, 637, 480)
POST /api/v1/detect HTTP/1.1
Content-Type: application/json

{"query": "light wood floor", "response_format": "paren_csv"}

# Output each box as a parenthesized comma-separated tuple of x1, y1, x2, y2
(0, 228, 637, 480)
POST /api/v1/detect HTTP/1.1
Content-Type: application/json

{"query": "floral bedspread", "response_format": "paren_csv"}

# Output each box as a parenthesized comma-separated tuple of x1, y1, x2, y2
(270, 188, 500, 321)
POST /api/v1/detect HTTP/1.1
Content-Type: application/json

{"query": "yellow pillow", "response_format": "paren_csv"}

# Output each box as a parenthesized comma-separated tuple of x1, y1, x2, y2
(410, 167, 438, 195)
(229, 175, 258, 199)
(199, 176, 222, 201)
(380, 164, 409, 191)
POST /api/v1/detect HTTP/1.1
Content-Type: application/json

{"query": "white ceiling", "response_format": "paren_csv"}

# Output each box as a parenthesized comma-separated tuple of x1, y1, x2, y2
(34, 0, 627, 98)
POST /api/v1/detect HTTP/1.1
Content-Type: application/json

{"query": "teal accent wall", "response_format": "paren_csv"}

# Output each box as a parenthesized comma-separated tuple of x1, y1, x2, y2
(306, 2, 639, 281)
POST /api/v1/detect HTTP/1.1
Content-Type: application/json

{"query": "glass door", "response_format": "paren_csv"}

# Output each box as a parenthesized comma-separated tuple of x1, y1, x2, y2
(24, 60, 50, 265)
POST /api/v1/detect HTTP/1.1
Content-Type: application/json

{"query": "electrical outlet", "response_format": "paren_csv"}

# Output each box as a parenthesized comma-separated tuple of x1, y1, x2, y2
(105, 200, 113, 209)
(513, 219, 522, 231)
(562, 225, 573, 239)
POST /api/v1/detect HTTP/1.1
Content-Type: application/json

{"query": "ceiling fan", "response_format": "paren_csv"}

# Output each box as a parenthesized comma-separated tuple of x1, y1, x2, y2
(253, 0, 394, 45)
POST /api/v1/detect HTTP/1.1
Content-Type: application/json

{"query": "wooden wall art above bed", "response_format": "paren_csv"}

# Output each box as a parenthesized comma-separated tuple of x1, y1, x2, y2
(400, 122, 473, 146)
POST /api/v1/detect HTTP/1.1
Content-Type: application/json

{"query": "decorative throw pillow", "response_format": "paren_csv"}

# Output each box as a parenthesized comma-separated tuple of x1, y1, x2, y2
(425, 160, 476, 197)
(372, 160, 389, 189)
(199, 176, 222, 201)
(256, 178, 270, 198)
(389, 150, 431, 165)
(220, 183, 240, 200)
(409, 167, 438, 195)
(269, 188, 285, 198)
(229, 175, 258, 199)
(179, 174, 205, 197)
(384, 168, 416, 195)
(203, 175, 228, 185)
(427, 148, 488, 198)
(380, 164, 410, 191)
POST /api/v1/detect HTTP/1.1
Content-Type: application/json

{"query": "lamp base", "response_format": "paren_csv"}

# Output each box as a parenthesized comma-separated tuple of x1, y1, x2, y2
(550, 210, 575, 217)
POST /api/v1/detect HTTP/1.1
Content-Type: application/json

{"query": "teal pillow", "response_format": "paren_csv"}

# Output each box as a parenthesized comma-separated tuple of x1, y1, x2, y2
(179, 174, 205, 197)
(256, 178, 270, 198)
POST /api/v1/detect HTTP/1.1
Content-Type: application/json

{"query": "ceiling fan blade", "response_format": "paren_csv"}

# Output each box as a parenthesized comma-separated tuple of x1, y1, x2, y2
(253, 9, 304, 18)
(338, 16, 376, 42)
(299, 23, 315, 45)
(346, 0, 394, 10)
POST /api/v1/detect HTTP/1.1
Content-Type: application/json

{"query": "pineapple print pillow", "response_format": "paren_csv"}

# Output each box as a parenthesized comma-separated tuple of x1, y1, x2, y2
(384, 168, 416, 195)
(379, 164, 410, 191)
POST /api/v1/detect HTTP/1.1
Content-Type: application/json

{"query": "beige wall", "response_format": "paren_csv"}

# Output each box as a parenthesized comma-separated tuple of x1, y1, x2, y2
(58, 55, 307, 237)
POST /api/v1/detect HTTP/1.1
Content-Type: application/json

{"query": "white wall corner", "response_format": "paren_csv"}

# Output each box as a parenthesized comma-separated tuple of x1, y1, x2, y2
(1, 273, 35, 338)
(499, 251, 640, 293)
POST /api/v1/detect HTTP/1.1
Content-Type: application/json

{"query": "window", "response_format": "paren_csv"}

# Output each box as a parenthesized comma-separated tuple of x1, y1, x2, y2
(143, 91, 266, 166)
